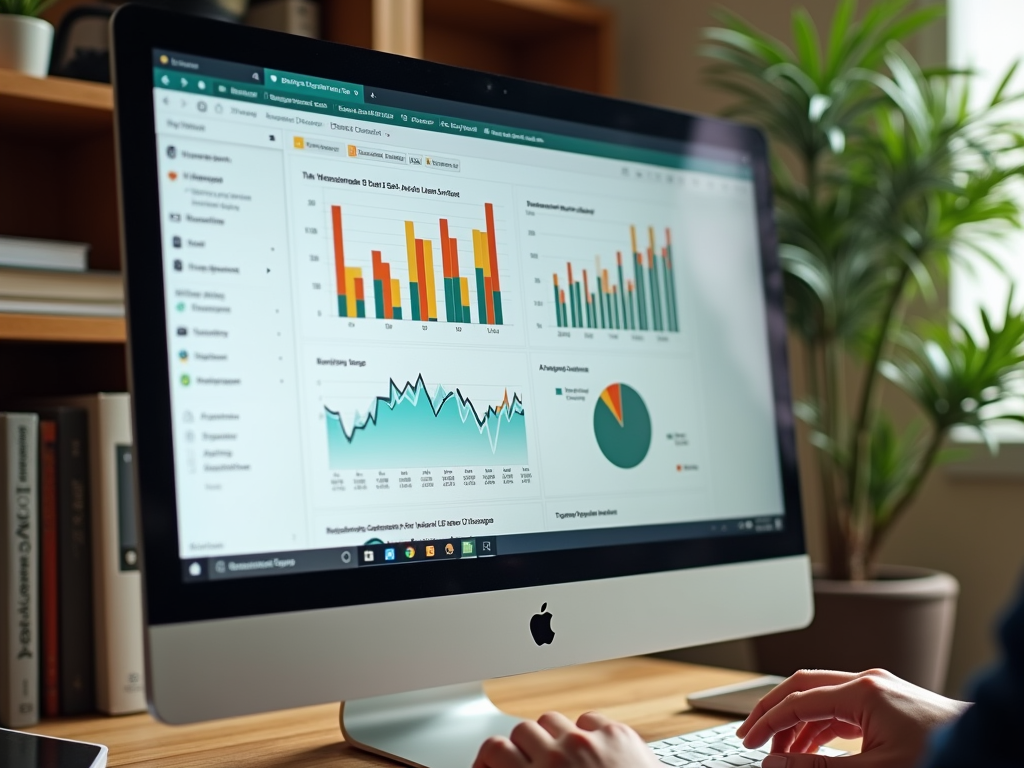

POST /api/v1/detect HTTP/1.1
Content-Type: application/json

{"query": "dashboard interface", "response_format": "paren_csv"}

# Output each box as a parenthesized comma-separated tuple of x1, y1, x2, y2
(150, 50, 786, 583)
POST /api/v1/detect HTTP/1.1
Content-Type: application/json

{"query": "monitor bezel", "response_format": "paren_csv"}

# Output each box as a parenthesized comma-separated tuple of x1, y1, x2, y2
(112, 4, 805, 628)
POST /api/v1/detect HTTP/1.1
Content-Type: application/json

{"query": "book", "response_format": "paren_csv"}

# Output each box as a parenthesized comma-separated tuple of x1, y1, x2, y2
(65, 395, 144, 715)
(0, 235, 89, 272)
(0, 299, 125, 318)
(39, 420, 60, 717)
(35, 408, 95, 716)
(0, 413, 39, 728)
(0, 267, 123, 303)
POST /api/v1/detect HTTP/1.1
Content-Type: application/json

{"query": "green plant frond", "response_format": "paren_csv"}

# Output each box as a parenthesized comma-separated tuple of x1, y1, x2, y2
(884, 296, 1024, 434)
(792, 8, 824, 85)
(867, 415, 929, 522)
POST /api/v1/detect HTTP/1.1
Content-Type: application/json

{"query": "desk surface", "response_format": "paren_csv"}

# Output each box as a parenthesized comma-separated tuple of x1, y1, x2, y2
(28, 658, 851, 767)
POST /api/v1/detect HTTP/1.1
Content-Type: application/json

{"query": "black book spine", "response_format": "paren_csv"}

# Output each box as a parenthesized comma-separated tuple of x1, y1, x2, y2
(54, 409, 95, 715)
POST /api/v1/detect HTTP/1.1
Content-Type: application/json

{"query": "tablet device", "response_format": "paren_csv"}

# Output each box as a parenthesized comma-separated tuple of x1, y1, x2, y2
(0, 729, 107, 768)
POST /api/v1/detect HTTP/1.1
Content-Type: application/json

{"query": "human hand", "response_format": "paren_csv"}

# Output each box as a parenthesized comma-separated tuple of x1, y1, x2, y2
(735, 668, 970, 767)
(473, 711, 661, 768)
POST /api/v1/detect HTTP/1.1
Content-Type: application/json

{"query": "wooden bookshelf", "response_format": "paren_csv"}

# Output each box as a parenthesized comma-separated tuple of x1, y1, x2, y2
(0, 314, 125, 344)
(2, 0, 616, 401)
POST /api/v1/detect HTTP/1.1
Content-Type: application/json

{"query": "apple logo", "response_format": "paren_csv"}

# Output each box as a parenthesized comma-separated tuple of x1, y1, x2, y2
(530, 603, 555, 646)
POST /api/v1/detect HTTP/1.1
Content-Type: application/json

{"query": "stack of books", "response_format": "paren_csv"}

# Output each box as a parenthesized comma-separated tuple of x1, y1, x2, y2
(0, 236, 124, 317)
(0, 396, 145, 727)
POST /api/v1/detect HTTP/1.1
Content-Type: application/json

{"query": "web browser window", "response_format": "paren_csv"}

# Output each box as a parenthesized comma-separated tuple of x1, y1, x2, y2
(150, 50, 786, 582)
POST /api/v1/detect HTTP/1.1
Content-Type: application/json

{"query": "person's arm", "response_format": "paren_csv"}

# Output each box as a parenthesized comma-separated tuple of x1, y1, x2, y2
(919, 572, 1024, 768)
(734, 668, 968, 767)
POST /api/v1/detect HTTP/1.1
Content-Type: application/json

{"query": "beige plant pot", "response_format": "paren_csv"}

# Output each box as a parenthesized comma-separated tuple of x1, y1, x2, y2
(0, 14, 54, 77)
(753, 565, 959, 693)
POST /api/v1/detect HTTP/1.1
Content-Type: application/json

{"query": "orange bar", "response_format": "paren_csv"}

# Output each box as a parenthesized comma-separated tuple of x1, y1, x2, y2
(332, 205, 346, 297)
(665, 227, 672, 245)
(553, 273, 559, 286)
(567, 262, 574, 287)
(602, 269, 610, 292)
(485, 203, 501, 291)
(381, 258, 393, 319)
(617, 251, 623, 266)
(560, 288, 566, 306)
(440, 218, 452, 278)
(583, 269, 590, 303)
(372, 250, 382, 280)
(450, 238, 460, 281)
(415, 239, 429, 321)
(355, 277, 365, 301)
(648, 226, 656, 267)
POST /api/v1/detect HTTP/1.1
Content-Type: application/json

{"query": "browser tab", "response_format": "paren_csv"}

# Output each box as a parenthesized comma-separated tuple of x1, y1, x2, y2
(264, 69, 363, 102)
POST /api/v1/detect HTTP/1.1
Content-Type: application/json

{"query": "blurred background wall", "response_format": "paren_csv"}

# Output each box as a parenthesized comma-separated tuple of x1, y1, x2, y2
(589, 0, 1024, 698)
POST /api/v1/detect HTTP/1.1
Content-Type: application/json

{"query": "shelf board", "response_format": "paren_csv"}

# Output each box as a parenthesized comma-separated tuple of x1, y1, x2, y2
(0, 68, 112, 135)
(0, 313, 125, 344)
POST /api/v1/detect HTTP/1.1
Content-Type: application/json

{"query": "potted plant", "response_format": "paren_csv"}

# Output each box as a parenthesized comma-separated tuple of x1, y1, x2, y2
(0, 0, 56, 77)
(703, 0, 1024, 691)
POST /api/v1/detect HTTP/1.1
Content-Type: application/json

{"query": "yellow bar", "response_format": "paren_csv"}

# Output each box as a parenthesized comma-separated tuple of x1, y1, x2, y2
(460, 277, 469, 306)
(423, 240, 438, 320)
(630, 225, 638, 255)
(473, 230, 490, 277)
(648, 226, 656, 265)
(405, 221, 418, 282)
(472, 230, 482, 271)
(602, 269, 610, 292)
(391, 278, 402, 307)
(344, 268, 357, 318)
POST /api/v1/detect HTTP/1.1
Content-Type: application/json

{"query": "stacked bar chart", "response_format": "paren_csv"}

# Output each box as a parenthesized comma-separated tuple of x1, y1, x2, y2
(553, 226, 679, 333)
(331, 203, 506, 325)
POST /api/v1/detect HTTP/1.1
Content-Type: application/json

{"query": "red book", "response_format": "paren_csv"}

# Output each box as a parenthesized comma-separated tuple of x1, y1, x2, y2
(39, 420, 60, 717)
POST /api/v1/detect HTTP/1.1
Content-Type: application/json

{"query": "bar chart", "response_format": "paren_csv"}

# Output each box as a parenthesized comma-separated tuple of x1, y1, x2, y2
(552, 226, 679, 333)
(331, 202, 506, 325)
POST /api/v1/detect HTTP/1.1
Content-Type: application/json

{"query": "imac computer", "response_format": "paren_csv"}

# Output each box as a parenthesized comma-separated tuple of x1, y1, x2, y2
(111, 5, 812, 765)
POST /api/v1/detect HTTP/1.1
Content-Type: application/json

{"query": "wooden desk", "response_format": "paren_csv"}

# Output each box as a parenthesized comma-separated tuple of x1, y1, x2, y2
(28, 658, 854, 766)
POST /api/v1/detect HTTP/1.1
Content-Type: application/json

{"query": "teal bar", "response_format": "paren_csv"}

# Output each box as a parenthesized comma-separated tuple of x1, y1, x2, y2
(373, 279, 385, 320)
(409, 282, 421, 321)
(553, 284, 562, 327)
(394, 307, 403, 320)
(475, 269, 488, 325)
(597, 277, 606, 328)
(494, 292, 503, 325)
(337, 295, 347, 317)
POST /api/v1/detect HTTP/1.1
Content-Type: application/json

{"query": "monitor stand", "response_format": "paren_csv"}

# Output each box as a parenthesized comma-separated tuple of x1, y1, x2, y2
(340, 682, 522, 767)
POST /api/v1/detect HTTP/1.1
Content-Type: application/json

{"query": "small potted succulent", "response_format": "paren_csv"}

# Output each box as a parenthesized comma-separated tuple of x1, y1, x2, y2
(0, 0, 56, 77)
(704, 0, 1024, 691)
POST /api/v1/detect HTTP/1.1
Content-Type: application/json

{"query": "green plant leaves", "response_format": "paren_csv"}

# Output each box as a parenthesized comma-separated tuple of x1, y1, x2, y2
(0, 0, 57, 16)
(704, 1, 1024, 577)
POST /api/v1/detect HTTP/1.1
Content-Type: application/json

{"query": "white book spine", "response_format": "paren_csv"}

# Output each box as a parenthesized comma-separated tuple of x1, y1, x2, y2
(0, 414, 39, 728)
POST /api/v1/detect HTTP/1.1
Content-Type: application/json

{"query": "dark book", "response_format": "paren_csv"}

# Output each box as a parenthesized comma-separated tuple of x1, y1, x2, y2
(37, 408, 95, 715)
(39, 420, 60, 717)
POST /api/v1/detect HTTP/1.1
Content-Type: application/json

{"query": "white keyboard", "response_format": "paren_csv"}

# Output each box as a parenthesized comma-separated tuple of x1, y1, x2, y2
(648, 722, 846, 767)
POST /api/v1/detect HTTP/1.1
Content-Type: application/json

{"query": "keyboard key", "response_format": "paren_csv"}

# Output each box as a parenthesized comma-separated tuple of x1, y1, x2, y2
(718, 757, 755, 766)
(659, 757, 687, 766)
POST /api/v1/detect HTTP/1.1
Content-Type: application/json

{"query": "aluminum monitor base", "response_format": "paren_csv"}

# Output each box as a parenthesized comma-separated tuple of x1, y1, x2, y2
(340, 682, 522, 767)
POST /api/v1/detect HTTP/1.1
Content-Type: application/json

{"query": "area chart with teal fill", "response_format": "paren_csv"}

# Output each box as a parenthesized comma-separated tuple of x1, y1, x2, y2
(325, 375, 528, 470)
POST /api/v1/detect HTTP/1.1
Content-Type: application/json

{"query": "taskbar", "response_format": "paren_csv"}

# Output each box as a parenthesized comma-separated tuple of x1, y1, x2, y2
(180, 514, 785, 583)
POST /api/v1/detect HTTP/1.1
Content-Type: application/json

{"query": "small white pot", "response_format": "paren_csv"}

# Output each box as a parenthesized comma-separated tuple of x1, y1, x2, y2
(0, 14, 54, 78)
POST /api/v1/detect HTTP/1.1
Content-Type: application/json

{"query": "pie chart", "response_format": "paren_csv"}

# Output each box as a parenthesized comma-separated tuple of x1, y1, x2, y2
(593, 383, 652, 468)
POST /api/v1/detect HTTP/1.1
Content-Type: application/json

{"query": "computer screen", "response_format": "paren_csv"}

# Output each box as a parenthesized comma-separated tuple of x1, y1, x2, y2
(150, 49, 786, 582)
(113, 8, 810, 741)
